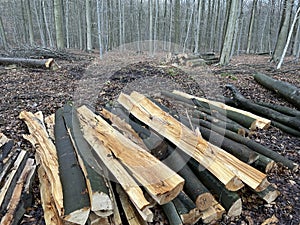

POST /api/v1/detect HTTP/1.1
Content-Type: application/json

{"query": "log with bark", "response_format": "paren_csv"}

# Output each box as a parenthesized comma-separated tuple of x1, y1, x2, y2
(0, 158, 35, 225)
(254, 72, 300, 109)
(256, 101, 300, 117)
(0, 57, 56, 69)
(119, 92, 244, 191)
(0, 133, 14, 163)
(171, 90, 271, 130)
(162, 202, 183, 225)
(119, 92, 270, 192)
(226, 84, 300, 130)
(172, 192, 202, 225)
(77, 106, 184, 205)
(197, 119, 298, 171)
(54, 108, 91, 224)
(62, 105, 114, 217)
(0, 150, 29, 216)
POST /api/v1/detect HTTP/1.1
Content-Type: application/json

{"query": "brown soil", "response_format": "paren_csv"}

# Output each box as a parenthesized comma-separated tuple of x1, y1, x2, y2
(0, 52, 299, 225)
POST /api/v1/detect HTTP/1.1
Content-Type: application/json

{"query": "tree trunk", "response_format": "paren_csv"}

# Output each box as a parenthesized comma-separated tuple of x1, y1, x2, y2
(219, 0, 239, 65)
(96, 0, 103, 59)
(86, 0, 92, 51)
(54, 0, 65, 49)
(272, 0, 294, 62)
(246, 0, 258, 54)
(254, 73, 300, 109)
(277, 6, 300, 69)
(0, 16, 7, 49)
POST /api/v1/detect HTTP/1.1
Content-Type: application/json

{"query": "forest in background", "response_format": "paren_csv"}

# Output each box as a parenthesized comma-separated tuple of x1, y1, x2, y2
(0, 0, 300, 65)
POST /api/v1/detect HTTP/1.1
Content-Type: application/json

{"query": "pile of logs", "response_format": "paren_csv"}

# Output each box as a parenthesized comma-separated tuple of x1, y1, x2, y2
(2, 91, 298, 225)
(166, 53, 219, 67)
(0, 133, 36, 225)
(223, 73, 300, 137)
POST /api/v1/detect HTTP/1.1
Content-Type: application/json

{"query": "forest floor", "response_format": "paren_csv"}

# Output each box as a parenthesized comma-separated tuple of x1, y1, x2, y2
(0, 50, 299, 225)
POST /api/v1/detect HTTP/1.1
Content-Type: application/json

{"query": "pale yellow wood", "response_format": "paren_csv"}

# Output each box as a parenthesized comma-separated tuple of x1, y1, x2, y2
(116, 184, 149, 225)
(0, 132, 9, 147)
(172, 90, 271, 129)
(44, 114, 55, 141)
(100, 108, 148, 150)
(77, 106, 184, 204)
(123, 92, 269, 192)
(118, 92, 243, 191)
(38, 166, 63, 225)
(77, 123, 151, 212)
(19, 111, 64, 216)
(0, 159, 35, 225)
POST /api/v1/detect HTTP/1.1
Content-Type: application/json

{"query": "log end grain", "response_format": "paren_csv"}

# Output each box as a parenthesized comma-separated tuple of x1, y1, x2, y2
(63, 207, 90, 225)
(225, 176, 244, 192)
(195, 192, 214, 211)
(227, 198, 242, 217)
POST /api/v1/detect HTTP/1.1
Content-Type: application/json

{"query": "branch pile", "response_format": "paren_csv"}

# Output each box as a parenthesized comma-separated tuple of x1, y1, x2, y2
(6, 91, 298, 225)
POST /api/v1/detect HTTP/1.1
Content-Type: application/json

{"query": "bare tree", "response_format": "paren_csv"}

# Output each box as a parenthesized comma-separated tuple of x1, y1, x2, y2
(0, 16, 7, 49)
(246, 0, 258, 54)
(86, 0, 92, 51)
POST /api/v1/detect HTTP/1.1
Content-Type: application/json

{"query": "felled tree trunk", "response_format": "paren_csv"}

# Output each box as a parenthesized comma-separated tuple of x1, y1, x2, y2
(226, 84, 300, 131)
(0, 57, 55, 69)
(254, 73, 300, 109)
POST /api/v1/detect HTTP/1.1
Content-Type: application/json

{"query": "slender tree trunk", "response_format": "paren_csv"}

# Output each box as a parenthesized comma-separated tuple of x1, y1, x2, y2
(54, 0, 65, 49)
(168, 0, 173, 52)
(149, 0, 153, 55)
(0, 16, 7, 49)
(33, 0, 46, 47)
(183, 2, 195, 53)
(230, 0, 242, 58)
(277, 6, 300, 69)
(272, 0, 294, 62)
(174, 0, 180, 46)
(21, 0, 29, 44)
(42, 0, 54, 47)
(96, 0, 103, 59)
(65, 0, 70, 48)
(153, 0, 159, 53)
(246, 0, 258, 54)
(86, 0, 92, 51)
(220, 0, 239, 65)
(194, 0, 202, 53)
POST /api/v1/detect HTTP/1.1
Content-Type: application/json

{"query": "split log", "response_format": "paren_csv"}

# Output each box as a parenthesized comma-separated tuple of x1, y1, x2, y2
(172, 90, 271, 129)
(88, 212, 112, 225)
(226, 84, 300, 131)
(188, 117, 259, 164)
(0, 158, 35, 225)
(77, 105, 184, 205)
(54, 108, 91, 224)
(119, 92, 270, 192)
(254, 73, 300, 109)
(19, 111, 64, 215)
(0, 151, 19, 185)
(118, 92, 244, 191)
(0, 133, 13, 162)
(200, 199, 225, 224)
(163, 148, 214, 211)
(0, 150, 28, 214)
(162, 202, 183, 225)
(116, 184, 149, 225)
(62, 105, 113, 217)
(38, 166, 63, 225)
(172, 192, 202, 225)
(0, 57, 55, 69)
(44, 114, 55, 141)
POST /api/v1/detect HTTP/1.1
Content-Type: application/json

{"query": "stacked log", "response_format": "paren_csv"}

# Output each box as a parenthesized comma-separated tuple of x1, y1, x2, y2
(0, 133, 36, 225)
(166, 53, 219, 67)
(226, 84, 300, 137)
(11, 90, 298, 224)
